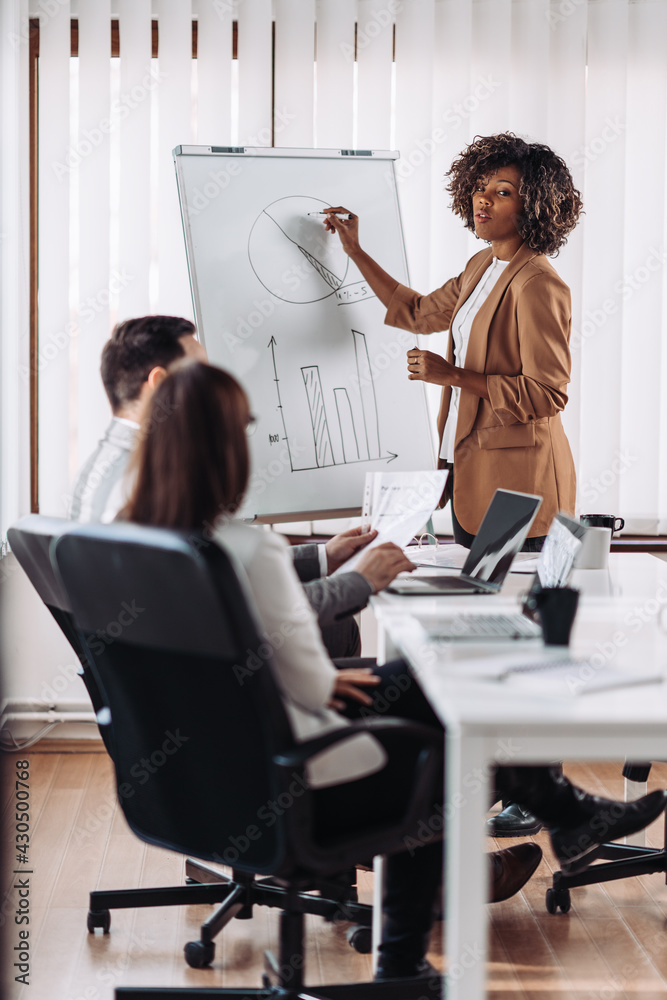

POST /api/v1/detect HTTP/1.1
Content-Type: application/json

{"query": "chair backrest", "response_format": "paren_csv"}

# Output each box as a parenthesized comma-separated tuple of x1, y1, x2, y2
(52, 521, 296, 875)
(7, 515, 112, 749)
(8, 514, 76, 613)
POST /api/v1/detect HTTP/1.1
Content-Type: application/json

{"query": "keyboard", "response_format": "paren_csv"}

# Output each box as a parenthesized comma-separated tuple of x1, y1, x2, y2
(430, 613, 542, 640)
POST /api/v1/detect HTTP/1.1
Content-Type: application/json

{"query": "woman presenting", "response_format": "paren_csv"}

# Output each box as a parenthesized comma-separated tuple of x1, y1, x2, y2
(324, 132, 583, 549)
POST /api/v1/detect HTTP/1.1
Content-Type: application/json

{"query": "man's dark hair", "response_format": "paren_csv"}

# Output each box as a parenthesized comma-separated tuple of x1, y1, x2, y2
(101, 315, 196, 413)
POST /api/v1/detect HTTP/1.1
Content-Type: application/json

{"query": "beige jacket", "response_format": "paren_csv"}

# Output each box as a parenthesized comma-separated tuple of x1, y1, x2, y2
(386, 243, 576, 537)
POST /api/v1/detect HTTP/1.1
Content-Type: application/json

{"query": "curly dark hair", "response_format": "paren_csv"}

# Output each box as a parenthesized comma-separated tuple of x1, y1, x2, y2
(446, 133, 583, 256)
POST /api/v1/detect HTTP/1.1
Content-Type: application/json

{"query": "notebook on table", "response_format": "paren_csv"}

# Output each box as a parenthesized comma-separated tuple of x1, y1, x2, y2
(387, 488, 542, 597)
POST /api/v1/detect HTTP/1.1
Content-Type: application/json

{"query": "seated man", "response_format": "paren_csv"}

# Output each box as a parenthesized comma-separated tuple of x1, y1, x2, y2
(69, 315, 412, 658)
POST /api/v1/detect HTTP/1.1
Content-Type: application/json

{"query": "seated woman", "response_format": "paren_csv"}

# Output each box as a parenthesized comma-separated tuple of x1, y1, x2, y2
(122, 360, 667, 982)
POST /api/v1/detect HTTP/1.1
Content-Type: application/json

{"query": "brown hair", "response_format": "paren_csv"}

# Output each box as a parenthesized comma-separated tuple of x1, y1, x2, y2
(101, 315, 196, 413)
(123, 362, 250, 530)
(447, 133, 583, 256)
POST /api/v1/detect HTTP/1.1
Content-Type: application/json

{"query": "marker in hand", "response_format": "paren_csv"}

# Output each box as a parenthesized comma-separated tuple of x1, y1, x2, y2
(308, 211, 353, 220)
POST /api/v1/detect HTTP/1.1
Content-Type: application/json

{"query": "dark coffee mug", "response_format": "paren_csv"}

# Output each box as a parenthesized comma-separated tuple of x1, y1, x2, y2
(527, 586, 580, 646)
(580, 514, 625, 533)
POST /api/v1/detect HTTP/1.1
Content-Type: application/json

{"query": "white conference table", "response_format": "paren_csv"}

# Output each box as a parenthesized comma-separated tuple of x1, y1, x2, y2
(371, 551, 667, 1000)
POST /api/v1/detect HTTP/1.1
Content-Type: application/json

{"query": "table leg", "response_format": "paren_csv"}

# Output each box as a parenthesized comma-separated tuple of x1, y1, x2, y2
(444, 728, 489, 1000)
(372, 855, 385, 974)
(624, 776, 648, 845)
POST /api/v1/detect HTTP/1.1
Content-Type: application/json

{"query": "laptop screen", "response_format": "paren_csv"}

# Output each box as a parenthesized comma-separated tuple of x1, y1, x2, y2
(461, 489, 542, 586)
(535, 513, 586, 588)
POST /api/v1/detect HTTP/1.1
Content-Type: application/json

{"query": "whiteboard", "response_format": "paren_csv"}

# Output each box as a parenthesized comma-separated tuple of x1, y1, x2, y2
(174, 146, 434, 522)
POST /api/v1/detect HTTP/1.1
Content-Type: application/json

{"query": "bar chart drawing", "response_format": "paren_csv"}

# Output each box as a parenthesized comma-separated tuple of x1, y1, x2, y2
(334, 389, 360, 462)
(270, 330, 396, 472)
(302, 367, 335, 468)
(351, 329, 381, 461)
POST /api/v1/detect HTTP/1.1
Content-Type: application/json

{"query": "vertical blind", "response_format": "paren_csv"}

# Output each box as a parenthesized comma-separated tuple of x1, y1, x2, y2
(16, 0, 667, 532)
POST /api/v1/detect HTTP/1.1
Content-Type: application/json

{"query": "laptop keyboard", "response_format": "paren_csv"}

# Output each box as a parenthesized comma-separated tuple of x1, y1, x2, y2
(430, 614, 541, 640)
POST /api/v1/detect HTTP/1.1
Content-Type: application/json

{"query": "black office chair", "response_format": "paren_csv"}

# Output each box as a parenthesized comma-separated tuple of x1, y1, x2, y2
(7, 514, 113, 753)
(53, 521, 444, 998)
(546, 759, 667, 913)
(8, 514, 371, 948)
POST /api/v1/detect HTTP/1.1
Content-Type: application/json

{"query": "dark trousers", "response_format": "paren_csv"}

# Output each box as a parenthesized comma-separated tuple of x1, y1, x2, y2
(445, 462, 546, 553)
(314, 659, 586, 966)
(313, 661, 444, 967)
(320, 615, 361, 659)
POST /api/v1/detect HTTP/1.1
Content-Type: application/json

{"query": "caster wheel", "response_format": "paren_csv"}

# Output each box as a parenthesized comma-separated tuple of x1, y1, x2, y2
(546, 887, 571, 914)
(347, 925, 372, 954)
(87, 909, 110, 934)
(184, 940, 215, 968)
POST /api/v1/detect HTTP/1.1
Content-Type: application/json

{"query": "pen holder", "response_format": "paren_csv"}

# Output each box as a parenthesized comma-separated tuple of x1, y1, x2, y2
(525, 586, 580, 646)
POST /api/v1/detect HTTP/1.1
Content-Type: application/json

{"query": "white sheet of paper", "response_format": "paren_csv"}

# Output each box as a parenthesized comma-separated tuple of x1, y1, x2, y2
(333, 470, 448, 575)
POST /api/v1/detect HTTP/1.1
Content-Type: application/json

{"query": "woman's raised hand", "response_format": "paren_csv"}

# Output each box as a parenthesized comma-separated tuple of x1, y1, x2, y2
(322, 207, 361, 257)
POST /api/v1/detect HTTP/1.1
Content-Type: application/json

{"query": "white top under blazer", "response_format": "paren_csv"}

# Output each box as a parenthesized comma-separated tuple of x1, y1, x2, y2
(439, 256, 509, 462)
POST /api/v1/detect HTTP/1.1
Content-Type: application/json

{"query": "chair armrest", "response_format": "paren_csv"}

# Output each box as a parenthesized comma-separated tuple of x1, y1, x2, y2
(274, 717, 444, 872)
(273, 716, 441, 771)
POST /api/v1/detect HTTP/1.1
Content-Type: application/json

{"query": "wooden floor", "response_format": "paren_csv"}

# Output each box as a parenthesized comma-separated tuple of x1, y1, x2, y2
(2, 752, 667, 1000)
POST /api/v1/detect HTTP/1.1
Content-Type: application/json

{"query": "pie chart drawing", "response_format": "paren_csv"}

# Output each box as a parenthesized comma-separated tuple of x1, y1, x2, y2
(248, 196, 350, 304)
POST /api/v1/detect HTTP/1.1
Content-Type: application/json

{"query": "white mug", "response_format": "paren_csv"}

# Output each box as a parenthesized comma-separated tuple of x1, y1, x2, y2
(574, 526, 612, 570)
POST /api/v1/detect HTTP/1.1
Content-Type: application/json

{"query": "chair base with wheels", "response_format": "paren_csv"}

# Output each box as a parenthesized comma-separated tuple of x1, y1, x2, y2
(89, 862, 372, 966)
(546, 765, 667, 914)
(116, 885, 443, 997)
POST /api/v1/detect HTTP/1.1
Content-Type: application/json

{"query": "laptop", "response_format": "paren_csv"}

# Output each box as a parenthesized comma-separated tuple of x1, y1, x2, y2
(387, 488, 542, 596)
(425, 512, 586, 640)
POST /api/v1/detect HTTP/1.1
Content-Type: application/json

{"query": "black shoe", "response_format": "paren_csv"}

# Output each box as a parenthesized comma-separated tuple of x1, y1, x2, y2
(375, 956, 439, 981)
(550, 789, 667, 874)
(488, 802, 543, 837)
(489, 842, 542, 902)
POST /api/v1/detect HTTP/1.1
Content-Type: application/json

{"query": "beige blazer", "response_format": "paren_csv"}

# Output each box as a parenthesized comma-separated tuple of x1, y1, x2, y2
(386, 243, 576, 537)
